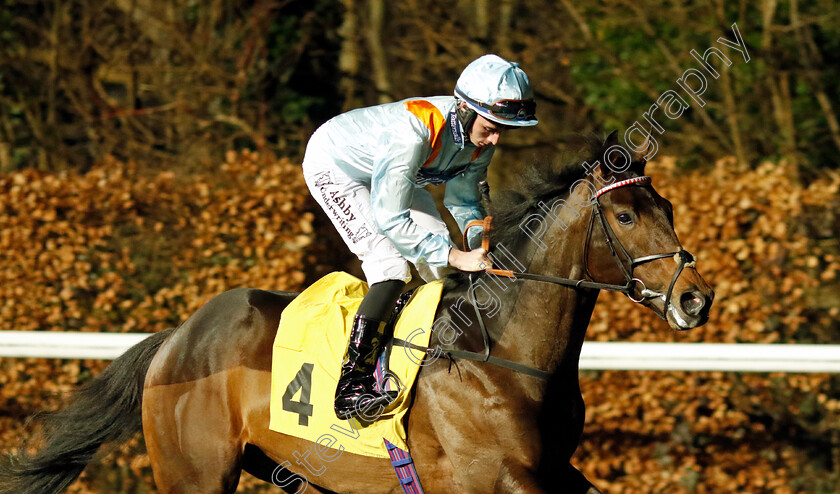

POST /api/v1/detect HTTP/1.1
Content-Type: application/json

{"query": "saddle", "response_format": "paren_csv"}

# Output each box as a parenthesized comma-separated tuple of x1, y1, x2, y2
(269, 272, 443, 459)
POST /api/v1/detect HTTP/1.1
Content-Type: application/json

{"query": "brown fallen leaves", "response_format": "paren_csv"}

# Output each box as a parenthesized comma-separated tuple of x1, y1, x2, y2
(0, 151, 312, 492)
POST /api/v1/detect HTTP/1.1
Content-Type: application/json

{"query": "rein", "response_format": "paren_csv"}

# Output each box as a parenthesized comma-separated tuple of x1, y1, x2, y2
(485, 176, 696, 313)
(403, 176, 697, 381)
(392, 333, 552, 380)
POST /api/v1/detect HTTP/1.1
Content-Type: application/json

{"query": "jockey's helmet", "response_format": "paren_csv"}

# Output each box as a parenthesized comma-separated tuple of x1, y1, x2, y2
(454, 54, 538, 128)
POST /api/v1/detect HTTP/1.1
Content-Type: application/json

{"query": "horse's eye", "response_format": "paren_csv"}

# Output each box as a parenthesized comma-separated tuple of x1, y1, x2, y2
(617, 213, 633, 225)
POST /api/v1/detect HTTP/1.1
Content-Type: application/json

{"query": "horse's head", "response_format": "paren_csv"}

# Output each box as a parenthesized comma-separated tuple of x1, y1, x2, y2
(583, 132, 714, 330)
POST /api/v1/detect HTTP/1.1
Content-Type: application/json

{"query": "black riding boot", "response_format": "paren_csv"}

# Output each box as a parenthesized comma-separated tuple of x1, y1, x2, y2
(333, 314, 399, 420)
(334, 279, 405, 420)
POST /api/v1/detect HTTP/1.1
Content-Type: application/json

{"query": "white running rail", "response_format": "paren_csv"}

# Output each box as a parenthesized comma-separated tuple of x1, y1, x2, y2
(0, 331, 150, 360)
(578, 342, 840, 373)
(0, 331, 839, 373)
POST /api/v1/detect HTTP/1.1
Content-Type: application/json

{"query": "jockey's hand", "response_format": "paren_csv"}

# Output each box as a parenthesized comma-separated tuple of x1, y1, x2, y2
(448, 248, 493, 272)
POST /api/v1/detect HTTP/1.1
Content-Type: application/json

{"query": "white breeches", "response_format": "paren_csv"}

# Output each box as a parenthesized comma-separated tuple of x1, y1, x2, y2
(302, 159, 453, 285)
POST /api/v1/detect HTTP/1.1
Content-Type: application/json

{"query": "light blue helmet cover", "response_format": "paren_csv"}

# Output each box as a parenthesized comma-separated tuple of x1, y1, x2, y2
(454, 54, 538, 127)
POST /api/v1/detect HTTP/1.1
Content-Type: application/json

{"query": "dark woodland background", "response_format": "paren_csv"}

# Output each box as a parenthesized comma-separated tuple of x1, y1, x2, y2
(1, 1, 839, 492)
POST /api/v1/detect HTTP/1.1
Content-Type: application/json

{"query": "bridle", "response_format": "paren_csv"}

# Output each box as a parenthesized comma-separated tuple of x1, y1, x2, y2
(395, 176, 698, 380)
(586, 176, 696, 315)
(484, 175, 696, 320)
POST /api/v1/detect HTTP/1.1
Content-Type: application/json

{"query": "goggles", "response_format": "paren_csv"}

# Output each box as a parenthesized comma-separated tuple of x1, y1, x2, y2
(456, 90, 537, 122)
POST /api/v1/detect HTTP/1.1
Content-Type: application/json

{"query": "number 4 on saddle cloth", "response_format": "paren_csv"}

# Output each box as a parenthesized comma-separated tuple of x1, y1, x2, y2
(269, 271, 442, 459)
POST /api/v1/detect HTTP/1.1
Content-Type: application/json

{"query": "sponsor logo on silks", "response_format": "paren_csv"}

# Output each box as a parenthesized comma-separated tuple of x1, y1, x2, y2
(328, 189, 356, 221)
(318, 184, 368, 244)
(313, 171, 333, 187)
(354, 226, 372, 243)
(448, 111, 463, 148)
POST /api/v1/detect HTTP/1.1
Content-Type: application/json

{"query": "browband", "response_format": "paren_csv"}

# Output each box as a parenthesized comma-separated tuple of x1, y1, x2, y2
(594, 176, 651, 199)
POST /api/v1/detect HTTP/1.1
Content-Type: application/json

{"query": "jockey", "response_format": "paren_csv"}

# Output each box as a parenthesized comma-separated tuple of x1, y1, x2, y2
(301, 54, 538, 420)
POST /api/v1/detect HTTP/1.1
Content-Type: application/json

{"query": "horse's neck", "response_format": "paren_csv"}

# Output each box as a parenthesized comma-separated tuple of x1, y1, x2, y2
(490, 206, 597, 375)
(438, 196, 599, 377)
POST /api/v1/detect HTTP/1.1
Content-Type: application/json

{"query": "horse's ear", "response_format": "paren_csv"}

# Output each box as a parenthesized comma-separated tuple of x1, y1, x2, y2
(600, 130, 626, 173)
(628, 131, 650, 175)
(630, 151, 647, 175)
(634, 159, 647, 175)
(603, 130, 619, 150)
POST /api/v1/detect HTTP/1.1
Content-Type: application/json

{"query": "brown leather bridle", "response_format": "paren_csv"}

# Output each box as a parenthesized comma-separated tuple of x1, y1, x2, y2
(469, 175, 697, 320)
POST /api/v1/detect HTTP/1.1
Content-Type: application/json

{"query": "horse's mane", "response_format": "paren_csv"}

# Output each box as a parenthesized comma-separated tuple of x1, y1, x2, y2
(441, 134, 611, 292)
(488, 134, 604, 247)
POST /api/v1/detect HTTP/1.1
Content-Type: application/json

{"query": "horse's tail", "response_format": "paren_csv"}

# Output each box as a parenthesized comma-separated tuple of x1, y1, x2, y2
(0, 328, 174, 494)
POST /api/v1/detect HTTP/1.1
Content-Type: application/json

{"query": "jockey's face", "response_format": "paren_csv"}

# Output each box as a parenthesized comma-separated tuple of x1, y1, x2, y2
(469, 114, 504, 147)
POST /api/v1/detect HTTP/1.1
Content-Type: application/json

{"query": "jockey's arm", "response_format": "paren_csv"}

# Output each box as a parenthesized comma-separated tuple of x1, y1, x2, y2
(443, 148, 493, 250)
(370, 123, 455, 267)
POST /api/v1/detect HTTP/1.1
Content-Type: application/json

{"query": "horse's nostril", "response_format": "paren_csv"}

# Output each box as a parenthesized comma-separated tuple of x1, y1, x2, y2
(680, 291, 705, 316)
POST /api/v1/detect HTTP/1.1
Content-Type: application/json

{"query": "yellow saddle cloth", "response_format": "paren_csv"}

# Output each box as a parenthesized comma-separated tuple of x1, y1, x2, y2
(269, 272, 443, 459)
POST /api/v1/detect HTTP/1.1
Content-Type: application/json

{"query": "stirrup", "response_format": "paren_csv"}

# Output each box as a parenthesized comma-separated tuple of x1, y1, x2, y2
(335, 389, 400, 421)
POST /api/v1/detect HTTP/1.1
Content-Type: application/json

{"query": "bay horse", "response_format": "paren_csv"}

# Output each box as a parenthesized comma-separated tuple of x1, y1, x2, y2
(0, 132, 713, 493)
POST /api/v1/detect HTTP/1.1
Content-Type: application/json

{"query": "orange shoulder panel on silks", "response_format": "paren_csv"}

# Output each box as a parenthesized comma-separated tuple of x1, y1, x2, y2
(403, 100, 445, 168)
(471, 146, 485, 162)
